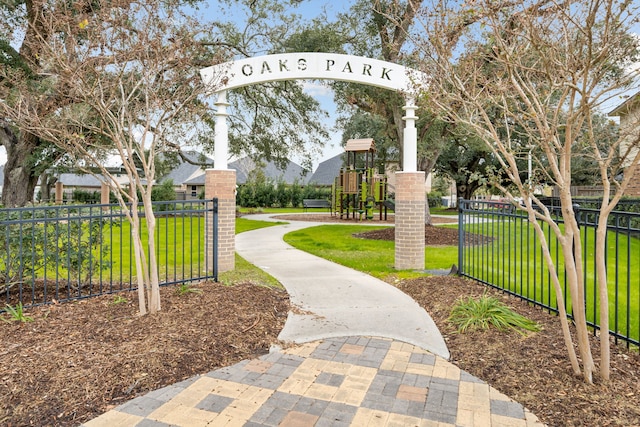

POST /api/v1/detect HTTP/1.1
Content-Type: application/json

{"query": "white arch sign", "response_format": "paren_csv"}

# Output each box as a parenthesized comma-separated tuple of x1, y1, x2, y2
(200, 52, 426, 93)
(199, 52, 427, 172)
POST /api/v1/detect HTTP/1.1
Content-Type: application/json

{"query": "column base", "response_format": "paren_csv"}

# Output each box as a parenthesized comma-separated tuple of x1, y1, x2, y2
(394, 172, 426, 270)
(205, 169, 236, 273)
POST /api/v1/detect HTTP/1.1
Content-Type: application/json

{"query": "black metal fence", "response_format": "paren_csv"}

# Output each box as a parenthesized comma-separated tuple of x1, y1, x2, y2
(537, 196, 640, 214)
(458, 198, 640, 348)
(1, 199, 218, 310)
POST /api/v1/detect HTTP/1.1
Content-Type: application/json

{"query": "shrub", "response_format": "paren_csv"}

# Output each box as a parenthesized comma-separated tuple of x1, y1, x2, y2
(427, 191, 443, 208)
(448, 294, 540, 335)
(152, 179, 177, 202)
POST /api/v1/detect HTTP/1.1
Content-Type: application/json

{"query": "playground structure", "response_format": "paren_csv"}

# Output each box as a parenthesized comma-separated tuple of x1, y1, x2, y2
(332, 138, 392, 220)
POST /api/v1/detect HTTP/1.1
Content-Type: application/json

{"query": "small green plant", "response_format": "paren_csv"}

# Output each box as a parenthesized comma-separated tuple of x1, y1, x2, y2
(2, 302, 34, 323)
(448, 294, 540, 335)
(112, 295, 128, 304)
(176, 283, 203, 296)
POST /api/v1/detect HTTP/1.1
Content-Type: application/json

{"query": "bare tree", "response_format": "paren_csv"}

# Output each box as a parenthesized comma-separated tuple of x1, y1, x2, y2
(413, 0, 640, 383)
(0, 0, 221, 315)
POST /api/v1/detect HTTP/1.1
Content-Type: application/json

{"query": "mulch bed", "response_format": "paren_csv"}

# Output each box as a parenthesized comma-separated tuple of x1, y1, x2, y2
(273, 213, 474, 246)
(399, 276, 640, 427)
(353, 226, 492, 246)
(0, 282, 289, 426)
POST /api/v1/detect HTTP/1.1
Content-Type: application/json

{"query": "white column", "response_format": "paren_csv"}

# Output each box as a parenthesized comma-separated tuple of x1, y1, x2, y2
(214, 90, 230, 170)
(402, 100, 418, 172)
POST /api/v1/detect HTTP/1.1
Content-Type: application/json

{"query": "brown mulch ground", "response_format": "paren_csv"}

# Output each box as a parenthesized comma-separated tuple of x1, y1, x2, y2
(2, 215, 639, 426)
(353, 225, 494, 246)
(275, 213, 488, 246)
(399, 276, 640, 427)
(0, 282, 290, 426)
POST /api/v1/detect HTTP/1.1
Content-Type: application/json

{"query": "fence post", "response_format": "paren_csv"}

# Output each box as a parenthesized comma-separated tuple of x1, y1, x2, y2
(213, 198, 219, 281)
(100, 182, 110, 210)
(458, 197, 464, 275)
(572, 203, 581, 265)
(55, 182, 64, 204)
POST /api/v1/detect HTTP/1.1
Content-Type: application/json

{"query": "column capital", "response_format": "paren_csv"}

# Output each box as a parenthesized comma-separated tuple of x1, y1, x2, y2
(402, 100, 419, 172)
(214, 90, 230, 170)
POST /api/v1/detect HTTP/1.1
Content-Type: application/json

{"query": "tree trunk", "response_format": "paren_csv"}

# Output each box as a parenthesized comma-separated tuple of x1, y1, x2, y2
(1, 127, 39, 207)
(142, 189, 161, 313)
(39, 172, 57, 203)
(595, 221, 610, 381)
(456, 183, 477, 201)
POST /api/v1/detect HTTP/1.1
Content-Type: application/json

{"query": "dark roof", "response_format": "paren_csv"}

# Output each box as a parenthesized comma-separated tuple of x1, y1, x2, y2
(307, 153, 345, 185)
(183, 174, 206, 186)
(229, 156, 310, 185)
(58, 173, 103, 187)
(162, 151, 214, 186)
(609, 90, 640, 116)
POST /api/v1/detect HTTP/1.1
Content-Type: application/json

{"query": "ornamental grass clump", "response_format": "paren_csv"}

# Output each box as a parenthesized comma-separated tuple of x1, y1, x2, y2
(449, 294, 540, 335)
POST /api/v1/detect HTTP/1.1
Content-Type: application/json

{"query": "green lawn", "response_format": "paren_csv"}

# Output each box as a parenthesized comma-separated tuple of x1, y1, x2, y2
(97, 216, 209, 282)
(237, 207, 307, 214)
(48, 216, 287, 282)
(283, 224, 458, 281)
(461, 217, 640, 343)
(430, 206, 459, 216)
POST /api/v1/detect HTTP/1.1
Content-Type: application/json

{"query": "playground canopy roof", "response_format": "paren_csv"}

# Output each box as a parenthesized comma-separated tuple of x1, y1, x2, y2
(345, 138, 376, 153)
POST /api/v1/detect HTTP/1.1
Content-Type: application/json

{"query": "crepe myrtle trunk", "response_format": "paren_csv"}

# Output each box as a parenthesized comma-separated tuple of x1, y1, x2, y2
(0, 127, 39, 207)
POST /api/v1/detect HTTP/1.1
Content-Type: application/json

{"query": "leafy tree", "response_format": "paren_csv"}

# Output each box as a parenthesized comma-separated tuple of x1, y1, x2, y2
(289, 178, 303, 208)
(435, 134, 494, 201)
(0, 0, 144, 206)
(1, 0, 220, 315)
(201, 0, 331, 171)
(418, 0, 640, 382)
(151, 180, 177, 203)
(339, 110, 397, 171)
(274, 179, 290, 208)
(1, 0, 330, 206)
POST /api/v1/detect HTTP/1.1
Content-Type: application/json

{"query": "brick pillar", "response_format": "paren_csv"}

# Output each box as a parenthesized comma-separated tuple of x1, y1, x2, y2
(100, 182, 110, 206)
(205, 169, 236, 273)
(624, 167, 640, 196)
(395, 171, 425, 270)
(55, 182, 64, 204)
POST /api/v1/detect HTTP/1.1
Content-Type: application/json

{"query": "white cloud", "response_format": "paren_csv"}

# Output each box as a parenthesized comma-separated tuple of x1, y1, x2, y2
(302, 81, 334, 97)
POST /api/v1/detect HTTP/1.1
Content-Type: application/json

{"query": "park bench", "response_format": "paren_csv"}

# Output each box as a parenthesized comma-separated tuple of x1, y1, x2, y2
(303, 199, 331, 212)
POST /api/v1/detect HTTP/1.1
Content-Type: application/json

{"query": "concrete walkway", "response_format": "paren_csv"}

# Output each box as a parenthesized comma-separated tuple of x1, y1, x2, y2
(84, 215, 544, 427)
(235, 216, 449, 360)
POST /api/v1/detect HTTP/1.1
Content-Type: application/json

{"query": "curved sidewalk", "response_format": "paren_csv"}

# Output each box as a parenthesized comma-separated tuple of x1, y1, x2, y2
(235, 216, 449, 360)
(84, 216, 544, 427)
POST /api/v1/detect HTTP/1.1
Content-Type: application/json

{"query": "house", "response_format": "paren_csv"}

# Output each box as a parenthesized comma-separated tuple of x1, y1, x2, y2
(609, 90, 640, 196)
(161, 152, 311, 199)
(160, 151, 214, 200)
(181, 173, 206, 199)
(307, 153, 346, 185)
(229, 156, 310, 185)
